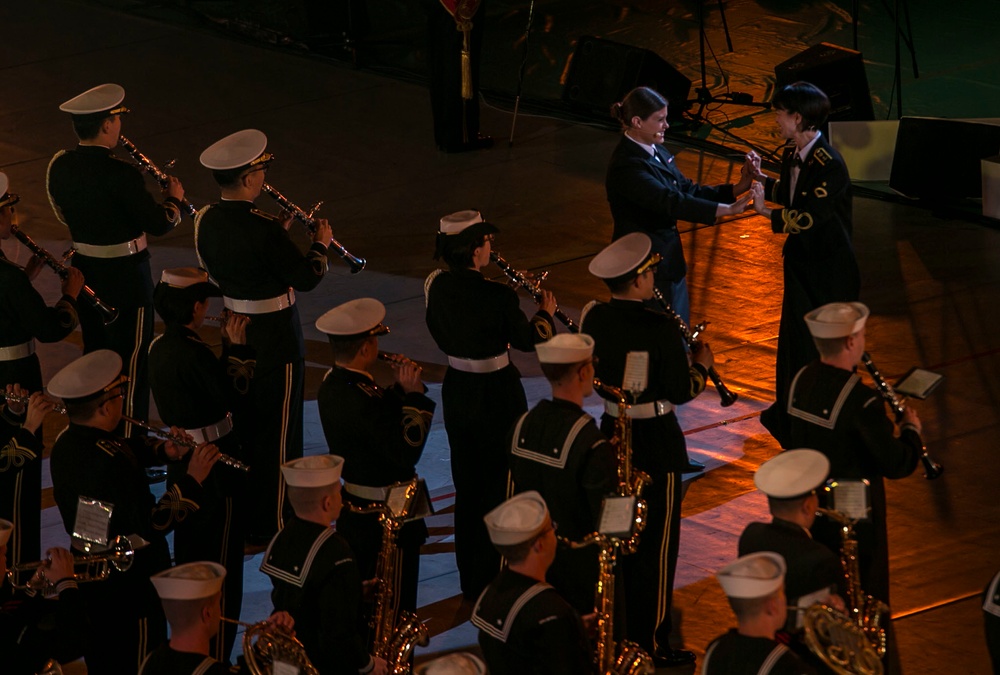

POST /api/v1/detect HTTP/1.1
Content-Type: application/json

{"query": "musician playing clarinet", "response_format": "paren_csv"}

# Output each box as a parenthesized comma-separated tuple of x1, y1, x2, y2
(0, 171, 82, 571)
(48, 350, 219, 675)
(196, 129, 333, 546)
(425, 210, 556, 600)
(315, 297, 436, 625)
(148, 268, 255, 663)
(768, 301, 922, 673)
(581, 232, 713, 669)
(47, 84, 185, 438)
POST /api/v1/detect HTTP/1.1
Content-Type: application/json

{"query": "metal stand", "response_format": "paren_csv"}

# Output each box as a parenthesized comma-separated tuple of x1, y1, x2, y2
(508, 0, 536, 147)
(851, 0, 919, 118)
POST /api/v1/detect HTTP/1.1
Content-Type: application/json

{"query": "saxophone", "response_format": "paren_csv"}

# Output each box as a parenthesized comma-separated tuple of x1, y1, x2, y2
(801, 507, 887, 675)
(561, 532, 653, 675)
(593, 378, 650, 554)
(369, 480, 430, 674)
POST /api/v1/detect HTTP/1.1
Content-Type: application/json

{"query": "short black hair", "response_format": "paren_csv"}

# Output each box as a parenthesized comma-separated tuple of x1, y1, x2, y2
(212, 167, 245, 189)
(540, 360, 586, 384)
(153, 283, 214, 326)
(772, 82, 830, 131)
(328, 335, 372, 362)
(71, 114, 110, 141)
(438, 233, 488, 271)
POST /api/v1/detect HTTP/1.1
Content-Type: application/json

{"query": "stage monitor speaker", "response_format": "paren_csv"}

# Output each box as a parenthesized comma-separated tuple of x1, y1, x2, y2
(890, 116, 1000, 202)
(774, 42, 874, 123)
(563, 36, 692, 123)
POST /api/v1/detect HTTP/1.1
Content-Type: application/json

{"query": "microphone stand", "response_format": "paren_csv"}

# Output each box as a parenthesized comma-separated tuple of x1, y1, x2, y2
(508, 0, 535, 147)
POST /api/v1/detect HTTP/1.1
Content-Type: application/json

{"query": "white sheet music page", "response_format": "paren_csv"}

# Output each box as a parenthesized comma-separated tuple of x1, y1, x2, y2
(623, 351, 649, 397)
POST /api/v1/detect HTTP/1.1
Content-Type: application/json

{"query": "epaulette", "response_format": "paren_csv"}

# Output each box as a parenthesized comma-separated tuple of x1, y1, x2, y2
(96, 439, 119, 458)
(814, 147, 832, 166)
(251, 208, 280, 222)
(356, 380, 383, 398)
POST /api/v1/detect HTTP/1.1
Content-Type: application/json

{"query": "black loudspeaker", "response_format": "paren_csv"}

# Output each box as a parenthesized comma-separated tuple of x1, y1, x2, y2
(774, 42, 874, 122)
(563, 36, 692, 122)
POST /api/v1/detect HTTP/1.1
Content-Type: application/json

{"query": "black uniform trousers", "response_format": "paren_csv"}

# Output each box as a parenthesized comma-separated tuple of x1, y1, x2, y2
(443, 365, 527, 599)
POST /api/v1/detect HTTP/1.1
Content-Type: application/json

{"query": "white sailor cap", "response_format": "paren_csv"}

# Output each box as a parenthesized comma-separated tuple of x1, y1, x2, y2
(151, 561, 227, 601)
(804, 302, 869, 339)
(157, 267, 221, 297)
(754, 449, 830, 499)
(588, 232, 661, 281)
(47, 350, 127, 403)
(716, 552, 786, 599)
(536, 333, 595, 364)
(0, 519, 12, 547)
(59, 83, 129, 117)
(414, 653, 487, 675)
(438, 210, 498, 237)
(315, 298, 390, 339)
(484, 491, 550, 546)
(200, 129, 273, 171)
(0, 172, 19, 209)
(281, 454, 345, 488)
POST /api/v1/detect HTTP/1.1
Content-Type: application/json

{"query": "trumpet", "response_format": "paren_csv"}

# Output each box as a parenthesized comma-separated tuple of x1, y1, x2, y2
(652, 287, 738, 407)
(119, 135, 198, 219)
(3, 391, 66, 415)
(861, 352, 943, 479)
(120, 415, 250, 472)
(261, 182, 366, 274)
(7, 534, 139, 593)
(10, 224, 118, 325)
(489, 251, 579, 332)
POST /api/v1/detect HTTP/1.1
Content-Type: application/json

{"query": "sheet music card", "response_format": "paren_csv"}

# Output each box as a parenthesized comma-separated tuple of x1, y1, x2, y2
(895, 367, 944, 400)
(599, 496, 638, 539)
(827, 479, 870, 521)
(73, 496, 114, 551)
(623, 351, 649, 396)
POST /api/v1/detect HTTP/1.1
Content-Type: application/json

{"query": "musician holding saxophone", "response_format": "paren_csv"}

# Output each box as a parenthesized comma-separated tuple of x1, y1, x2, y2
(196, 129, 333, 546)
(0, 171, 83, 572)
(425, 210, 556, 600)
(47, 84, 186, 437)
(506, 333, 617, 615)
(769, 301, 924, 672)
(581, 232, 714, 669)
(47, 350, 221, 674)
(148, 268, 255, 663)
(261, 455, 388, 675)
(315, 298, 436, 628)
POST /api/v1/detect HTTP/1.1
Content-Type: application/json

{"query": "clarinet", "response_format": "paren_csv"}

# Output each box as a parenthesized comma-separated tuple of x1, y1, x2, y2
(652, 287, 738, 407)
(10, 225, 118, 325)
(260, 182, 366, 274)
(489, 252, 579, 333)
(118, 136, 198, 219)
(861, 352, 943, 479)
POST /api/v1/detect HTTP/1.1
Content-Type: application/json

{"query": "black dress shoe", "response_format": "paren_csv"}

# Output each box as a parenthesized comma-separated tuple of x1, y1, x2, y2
(681, 460, 705, 473)
(443, 134, 494, 153)
(653, 648, 696, 668)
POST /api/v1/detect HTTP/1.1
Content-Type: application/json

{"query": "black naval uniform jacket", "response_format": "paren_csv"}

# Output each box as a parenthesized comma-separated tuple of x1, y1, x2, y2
(507, 398, 617, 612)
(0, 251, 79, 356)
(472, 568, 595, 675)
(703, 630, 818, 675)
(739, 518, 843, 620)
(316, 367, 435, 579)
(776, 361, 922, 602)
(0, 406, 45, 571)
(581, 298, 707, 476)
(1, 577, 87, 675)
(606, 135, 735, 283)
(195, 199, 328, 364)
(148, 324, 254, 454)
(762, 135, 860, 400)
(46, 144, 181, 309)
(139, 644, 232, 675)
(49, 424, 205, 609)
(260, 517, 371, 675)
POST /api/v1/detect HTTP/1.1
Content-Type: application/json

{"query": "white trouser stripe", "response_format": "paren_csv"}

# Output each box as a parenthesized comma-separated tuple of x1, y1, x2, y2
(277, 363, 293, 529)
(653, 472, 676, 653)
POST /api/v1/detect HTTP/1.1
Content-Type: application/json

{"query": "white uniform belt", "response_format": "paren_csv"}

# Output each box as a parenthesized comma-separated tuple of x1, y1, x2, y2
(447, 352, 510, 374)
(344, 482, 389, 502)
(73, 234, 148, 258)
(223, 289, 295, 314)
(604, 398, 674, 419)
(0, 340, 35, 361)
(185, 413, 234, 444)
